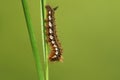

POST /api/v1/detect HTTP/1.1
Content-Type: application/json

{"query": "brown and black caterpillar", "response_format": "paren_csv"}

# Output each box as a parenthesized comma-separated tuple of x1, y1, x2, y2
(45, 5, 63, 62)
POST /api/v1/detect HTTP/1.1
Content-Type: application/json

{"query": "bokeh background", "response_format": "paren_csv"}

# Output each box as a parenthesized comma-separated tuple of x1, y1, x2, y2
(0, 0, 120, 80)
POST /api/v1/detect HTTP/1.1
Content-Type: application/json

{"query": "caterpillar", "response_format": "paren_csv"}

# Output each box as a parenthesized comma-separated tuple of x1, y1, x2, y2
(45, 5, 63, 62)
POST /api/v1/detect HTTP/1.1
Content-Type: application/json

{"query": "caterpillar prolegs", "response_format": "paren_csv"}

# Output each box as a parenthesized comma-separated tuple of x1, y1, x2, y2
(45, 5, 63, 62)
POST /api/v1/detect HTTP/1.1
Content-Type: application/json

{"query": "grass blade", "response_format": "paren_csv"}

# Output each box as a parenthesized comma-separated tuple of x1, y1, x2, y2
(21, 0, 44, 80)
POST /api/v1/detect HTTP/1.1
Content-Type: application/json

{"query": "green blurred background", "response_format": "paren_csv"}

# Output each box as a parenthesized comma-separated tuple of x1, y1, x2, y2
(0, 0, 120, 80)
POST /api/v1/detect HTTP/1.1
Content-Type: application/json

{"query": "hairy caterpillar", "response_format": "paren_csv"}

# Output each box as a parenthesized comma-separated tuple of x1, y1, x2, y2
(45, 5, 63, 62)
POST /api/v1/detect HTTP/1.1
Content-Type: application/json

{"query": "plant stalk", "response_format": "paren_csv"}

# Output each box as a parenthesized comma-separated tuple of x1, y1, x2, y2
(40, 0, 49, 80)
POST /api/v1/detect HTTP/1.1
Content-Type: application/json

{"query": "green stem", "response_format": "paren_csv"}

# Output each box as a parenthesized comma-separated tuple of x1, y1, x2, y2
(40, 0, 49, 80)
(40, 0, 46, 64)
(21, 0, 44, 80)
